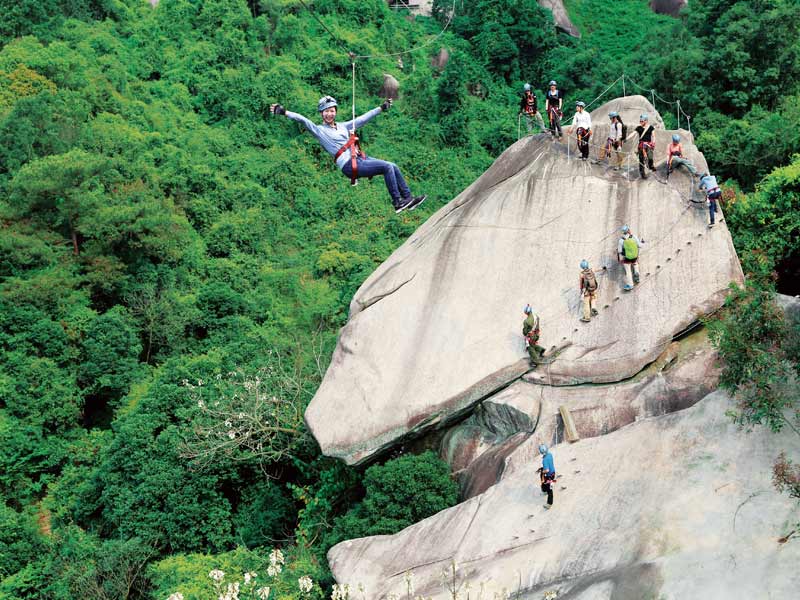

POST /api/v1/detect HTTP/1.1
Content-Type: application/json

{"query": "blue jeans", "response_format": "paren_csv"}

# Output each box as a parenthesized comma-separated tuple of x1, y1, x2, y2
(342, 157, 411, 207)
(708, 190, 721, 224)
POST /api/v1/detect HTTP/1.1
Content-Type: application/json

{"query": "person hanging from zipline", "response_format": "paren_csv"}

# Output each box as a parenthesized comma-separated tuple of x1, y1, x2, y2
(270, 96, 427, 214)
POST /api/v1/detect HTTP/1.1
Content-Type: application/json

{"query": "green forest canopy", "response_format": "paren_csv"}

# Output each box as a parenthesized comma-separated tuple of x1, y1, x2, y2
(0, 1, 798, 598)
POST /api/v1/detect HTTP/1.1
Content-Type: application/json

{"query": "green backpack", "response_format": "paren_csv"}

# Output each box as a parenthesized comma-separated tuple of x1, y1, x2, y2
(623, 236, 639, 260)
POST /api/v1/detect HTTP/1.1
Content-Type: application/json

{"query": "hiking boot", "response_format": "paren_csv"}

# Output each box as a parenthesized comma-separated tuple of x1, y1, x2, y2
(406, 194, 427, 211)
(591, 308, 599, 316)
(623, 284, 634, 291)
(708, 222, 715, 228)
(633, 273, 640, 284)
(394, 197, 413, 214)
(639, 170, 647, 180)
(580, 317, 591, 323)
(543, 504, 552, 510)
(613, 166, 620, 171)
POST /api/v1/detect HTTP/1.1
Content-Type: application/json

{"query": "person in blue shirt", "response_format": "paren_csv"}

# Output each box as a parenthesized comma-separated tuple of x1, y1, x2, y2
(698, 173, 721, 228)
(271, 96, 426, 214)
(538, 443, 556, 509)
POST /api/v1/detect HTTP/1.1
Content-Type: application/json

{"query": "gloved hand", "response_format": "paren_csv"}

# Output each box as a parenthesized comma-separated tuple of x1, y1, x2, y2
(380, 98, 392, 112)
(270, 103, 286, 116)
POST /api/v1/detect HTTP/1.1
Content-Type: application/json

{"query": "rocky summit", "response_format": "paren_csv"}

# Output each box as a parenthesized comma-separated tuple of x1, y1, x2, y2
(304, 96, 743, 466)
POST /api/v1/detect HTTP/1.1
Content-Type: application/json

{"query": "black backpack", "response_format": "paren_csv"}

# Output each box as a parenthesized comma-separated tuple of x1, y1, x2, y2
(619, 118, 628, 142)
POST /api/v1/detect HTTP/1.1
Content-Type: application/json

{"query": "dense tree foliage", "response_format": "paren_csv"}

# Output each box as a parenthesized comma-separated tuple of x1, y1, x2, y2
(0, 0, 798, 597)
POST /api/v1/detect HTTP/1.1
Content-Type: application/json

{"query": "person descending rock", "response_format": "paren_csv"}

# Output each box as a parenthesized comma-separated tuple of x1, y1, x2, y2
(597, 111, 624, 170)
(667, 134, 697, 178)
(538, 443, 556, 509)
(579, 259, 600, 322)
(698, 172, 722, 228)
(545, 80, 563, 139)
(522, 304, 545, 366)
(519, 83, 546, 134)
(617, 225, 642, 291)
(270, 96, 426, 214)
(635, 113, 657, 179)
(569, 101, 592, 160)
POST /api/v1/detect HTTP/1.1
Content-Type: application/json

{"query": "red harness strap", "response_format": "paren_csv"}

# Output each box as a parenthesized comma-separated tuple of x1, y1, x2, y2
(334, 132, 363, 186)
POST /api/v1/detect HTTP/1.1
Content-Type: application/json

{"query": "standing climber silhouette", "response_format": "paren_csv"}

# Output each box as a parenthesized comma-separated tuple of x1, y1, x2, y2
(545, 80, 563, 139)
(522, 304, 545, 366)
(538, 443, 556, 509)
(617, 225, 642, 291)
(270, 96, 426, 214)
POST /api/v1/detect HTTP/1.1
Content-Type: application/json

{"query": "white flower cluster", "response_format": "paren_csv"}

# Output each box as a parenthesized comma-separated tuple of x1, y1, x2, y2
(267, 548, 284, 577)
(298, 575, 313, 593)
(543, 591, 559, 600)
(167, 593, 184, 600)
(244, 572, 257, 585)
(331, 583, 351, 600)
(219, 581, 240, 600)
(256, 587, 271, 600)
(209, 569, 225, 583)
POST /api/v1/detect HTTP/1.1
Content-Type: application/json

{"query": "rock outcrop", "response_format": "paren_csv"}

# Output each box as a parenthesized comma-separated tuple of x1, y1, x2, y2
(329, 390, 800, 598)
(538, 0, 581, 38)
(305, 95, 743, 466)
(650, 0, 688, 17)
(451, 327, 720, 498)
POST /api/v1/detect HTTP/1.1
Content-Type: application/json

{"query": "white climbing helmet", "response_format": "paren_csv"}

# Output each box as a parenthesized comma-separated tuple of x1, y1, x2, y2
(640, 113, 649, 122)
(539, 444, 549, 455)
(523, 83, 531, 91)
(318, 95, 338, 112)
(621, 224, 630, 233)
(580, 259, 589, 269)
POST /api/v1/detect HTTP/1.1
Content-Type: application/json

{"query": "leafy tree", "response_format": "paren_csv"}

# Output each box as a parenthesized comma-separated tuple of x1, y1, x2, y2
(327, 451, 459, 546)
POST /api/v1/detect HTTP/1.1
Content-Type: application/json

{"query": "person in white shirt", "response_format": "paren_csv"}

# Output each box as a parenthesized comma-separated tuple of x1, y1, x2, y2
(568, 101, 592, 160)
(597, 111, 624, 170)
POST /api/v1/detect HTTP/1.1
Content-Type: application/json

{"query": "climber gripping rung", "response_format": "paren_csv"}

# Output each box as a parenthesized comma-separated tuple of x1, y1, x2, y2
(559, 405, 580, 443)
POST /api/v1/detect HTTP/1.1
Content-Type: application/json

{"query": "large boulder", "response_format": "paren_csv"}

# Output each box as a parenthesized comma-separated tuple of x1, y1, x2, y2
(305, 96, 743, 465)
(650, 0, 688, 17)
(328, 390, 800, 598)
(538, 0, 581, 38)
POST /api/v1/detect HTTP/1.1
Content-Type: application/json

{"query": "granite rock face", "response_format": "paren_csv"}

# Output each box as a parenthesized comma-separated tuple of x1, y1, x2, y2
(538, 0, 581, 38)
(304, 95, 743, 465)
(328, 391, 800, 599)
(452, 328, 720, 498)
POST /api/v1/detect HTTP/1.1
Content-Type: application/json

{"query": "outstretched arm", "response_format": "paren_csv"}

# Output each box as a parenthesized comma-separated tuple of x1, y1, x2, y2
(341, 105, 385, 131)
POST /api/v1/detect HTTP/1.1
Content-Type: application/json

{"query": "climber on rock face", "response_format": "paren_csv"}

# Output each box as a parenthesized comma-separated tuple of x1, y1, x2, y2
(522, 304, 545, 367)
(596, 111, 624, 170)
(569, 101, 592, 160)
(545, 80, 563, 139)
(667, 134, 697, 178)
(519, 83, 546, 134)
(635, 114, 657, 179)
(617, 225, 642, 291)
(579, 259, 600, 322)
(698, 172, 722, 228)
(270, 96, 426, 214)
(538, 443, 556, 509)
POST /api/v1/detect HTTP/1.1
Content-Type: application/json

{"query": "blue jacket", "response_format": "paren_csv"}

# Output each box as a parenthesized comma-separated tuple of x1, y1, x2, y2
(699, 174, 719, 195)
(542, 451, 555, 477)
(285, 107, 383, 170)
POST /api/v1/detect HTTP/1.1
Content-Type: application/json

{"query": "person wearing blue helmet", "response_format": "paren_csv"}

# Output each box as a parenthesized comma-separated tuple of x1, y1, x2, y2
(538, 443, 556, 509)
(617, 224, 642, 291)
(522, 304, 545, 366)
(579, 259, 599, 322)
(519, 83, 546, 134)
(270, 96, 426, 214)
(666, 133, 698, 178)
(698, 172, 722, 228)
(545, 80, 563, 139)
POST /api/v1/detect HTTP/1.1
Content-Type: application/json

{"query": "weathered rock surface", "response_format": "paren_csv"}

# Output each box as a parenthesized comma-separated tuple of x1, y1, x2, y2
(538, 0, 581, 38)
(329, 390, 800, 598)
(453, 328, 720, 498)
(650, 0, 688, 17)
(378, 73, 400, 100)
(305, 95, 743, 465)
